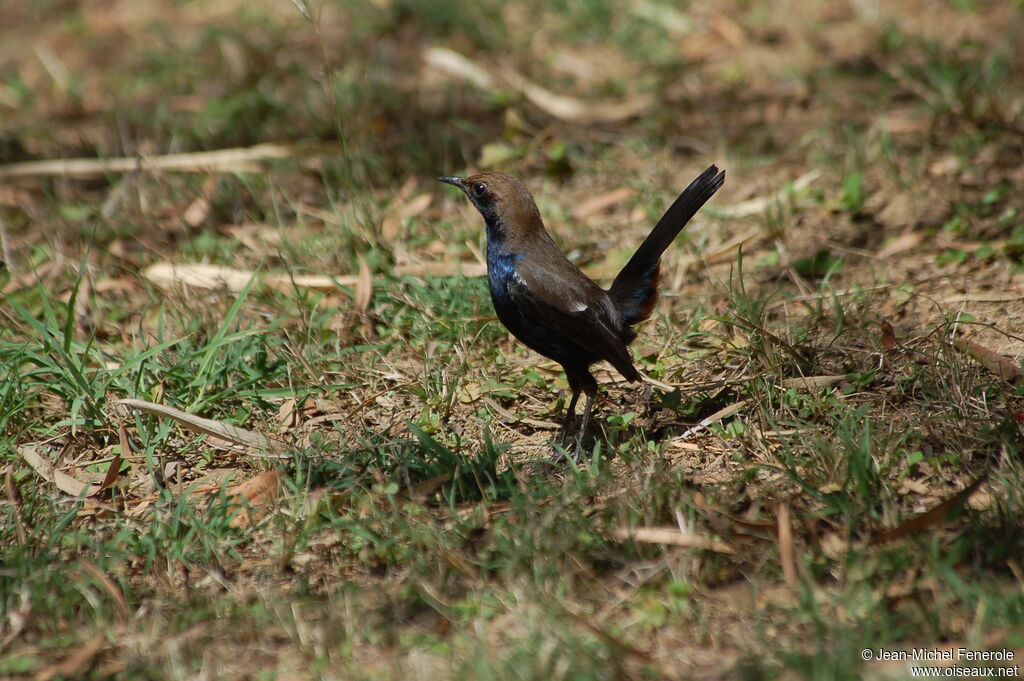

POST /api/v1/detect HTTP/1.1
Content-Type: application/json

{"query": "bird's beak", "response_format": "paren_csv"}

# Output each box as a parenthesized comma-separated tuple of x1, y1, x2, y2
(438, 176, 466, 191)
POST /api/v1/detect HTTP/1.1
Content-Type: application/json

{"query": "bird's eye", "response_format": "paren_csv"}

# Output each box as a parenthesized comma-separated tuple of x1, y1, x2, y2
(472, 182, 487, 195)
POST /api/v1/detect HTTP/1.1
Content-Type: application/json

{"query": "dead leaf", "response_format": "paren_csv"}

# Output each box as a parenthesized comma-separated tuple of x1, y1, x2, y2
(776, 501, 798, 589)
(563, 607, 655, 663)
(142, 262, 361, 293)
(873, 473, 988, 544)
(277, 397, 299, 431)
(457, 381, 482, 404)
(228, 470, 284, 528)
(768, 284, 893, 311)
(953, 339, 1024, 383)
(0, 143, 300, 179)
(93, 276, 139, 294)
(123, 473, 256, 519)
(18, 445, 92, 497)
(636, 371, 674, 391)
(35, 633, 105, 681)
(709, 11, 747, 46)
(630, 1, 693, 34)
(880, 321, 899, 351)
(35, 41, 71, 94)
(875, 193, 915, 229)
(381, 191, 432, 241)
(876, 230, 924, 259)
(611, 526, 734, 554)
(183, 175, 217, 227)
(221, 223, 283, 251)
(504, 66, 655, 123)
(716, 170, 820, 218)
(404, 473, 453, 502)
(779, 375, 845, 391)
(943, 292, 1024, 304)
(477, 141, 522, 168)
(929, 155, 960, 177)
(677, 399, 750, 439)
(819, 532, 848, 561)
(1, 261, 57, 295)
(898, 477, 930, 496)
(117, 398, 288, 456)
(0, 185, 32, 207)
(423, 46, 496, 89)
(394, 262, 487, 278)
(141, 262, 254, 291)
(571, 186, 636, 222)
(700, 228, 765, 265)
(966, 491, 995, 510)
(78, 560, 130, 621)
(693, 493, 779, 535)
(423, 46, 654, 124)
(126, 498, 152, 518)
(355, 255, 372, 312)
(402, 192, 433, 219)
(483, 398, 561, 430)
(94, 429, 126, 493)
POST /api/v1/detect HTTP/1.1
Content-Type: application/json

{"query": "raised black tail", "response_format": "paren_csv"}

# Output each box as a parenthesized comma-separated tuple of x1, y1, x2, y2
(609, 164, 725, 325)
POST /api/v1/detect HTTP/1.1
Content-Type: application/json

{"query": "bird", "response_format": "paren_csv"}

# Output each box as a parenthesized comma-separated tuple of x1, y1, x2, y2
(440, 164, 725, 449)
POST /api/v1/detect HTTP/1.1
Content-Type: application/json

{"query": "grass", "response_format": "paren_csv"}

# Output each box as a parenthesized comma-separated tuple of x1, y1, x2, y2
(3, 0, 1024, 679)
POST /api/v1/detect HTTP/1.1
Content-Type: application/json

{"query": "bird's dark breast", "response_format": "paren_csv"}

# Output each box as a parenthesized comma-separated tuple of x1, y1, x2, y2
(487, 251, 597, 370)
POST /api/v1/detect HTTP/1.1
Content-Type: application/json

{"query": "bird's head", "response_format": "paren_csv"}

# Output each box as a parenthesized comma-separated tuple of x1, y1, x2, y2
(439, 171, 543, 238)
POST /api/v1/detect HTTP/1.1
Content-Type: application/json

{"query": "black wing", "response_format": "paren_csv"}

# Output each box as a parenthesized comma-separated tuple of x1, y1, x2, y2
(506, 272, 640, 382)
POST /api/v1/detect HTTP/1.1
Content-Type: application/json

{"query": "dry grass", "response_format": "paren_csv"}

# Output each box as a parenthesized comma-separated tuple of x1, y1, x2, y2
(2, 1, 1024, 679)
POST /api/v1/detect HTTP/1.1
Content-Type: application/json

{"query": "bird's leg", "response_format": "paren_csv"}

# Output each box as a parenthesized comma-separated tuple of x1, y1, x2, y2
(564, 371, 600, 460)
(566, 389, 599, 462)
(577, 391, 596, 443)
(558, 389, 581, 446)
(553, 369, 599, 462)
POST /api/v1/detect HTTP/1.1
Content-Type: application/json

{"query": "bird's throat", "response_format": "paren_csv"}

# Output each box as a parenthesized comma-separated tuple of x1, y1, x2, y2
(486, 235, 521, 293)
(484, 216, 506, 243)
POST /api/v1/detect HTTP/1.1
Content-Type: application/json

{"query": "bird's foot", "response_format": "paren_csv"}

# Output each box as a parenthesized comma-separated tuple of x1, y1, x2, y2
(550, 391, 595, 463)
(550, 427, 587, 465)
(549, 441, 581, 465)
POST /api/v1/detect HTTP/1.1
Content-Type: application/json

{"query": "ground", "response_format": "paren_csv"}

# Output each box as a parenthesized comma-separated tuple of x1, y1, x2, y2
(1, 0, 1023, 679)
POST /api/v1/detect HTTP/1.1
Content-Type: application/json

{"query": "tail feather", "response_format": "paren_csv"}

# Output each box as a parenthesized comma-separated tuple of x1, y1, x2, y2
(609, 165, 725, 325)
